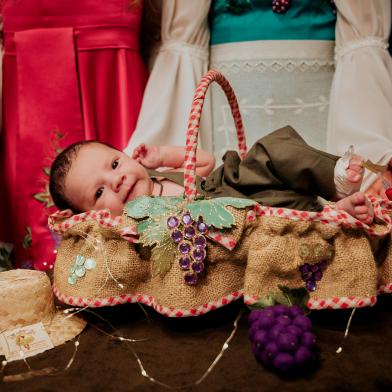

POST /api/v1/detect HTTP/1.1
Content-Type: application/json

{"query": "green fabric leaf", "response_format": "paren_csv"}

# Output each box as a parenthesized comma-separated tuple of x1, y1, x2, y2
(278, 285, 310, 309)
(43, 167, 51, 176)
(150, 236, 176, 278)
(248, 285, 309, 313)
(125, 196, 184, 219)
(138, 215, 169, 247)
(136, 218, 154, 234)
(186, 197, 256, 229)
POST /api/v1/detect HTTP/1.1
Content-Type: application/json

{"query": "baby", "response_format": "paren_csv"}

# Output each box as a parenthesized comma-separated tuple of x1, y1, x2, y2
(49, 127, 374, 224)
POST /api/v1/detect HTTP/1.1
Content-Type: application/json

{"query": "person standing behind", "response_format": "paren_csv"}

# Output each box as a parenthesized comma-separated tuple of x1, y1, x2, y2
(0, 0, 148, 270)
(327, 0, 392, 195)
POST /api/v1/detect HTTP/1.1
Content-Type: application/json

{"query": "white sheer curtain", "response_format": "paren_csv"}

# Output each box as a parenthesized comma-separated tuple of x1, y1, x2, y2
(124, 0, 212, 155)
(326, 0, 392, 190)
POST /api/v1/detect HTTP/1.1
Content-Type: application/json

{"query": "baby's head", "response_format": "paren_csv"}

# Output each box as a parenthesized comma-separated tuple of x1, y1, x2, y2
(49, 141, 153, 216)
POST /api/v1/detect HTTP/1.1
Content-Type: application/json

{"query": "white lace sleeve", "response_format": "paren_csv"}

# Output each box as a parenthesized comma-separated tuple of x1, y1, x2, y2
(326, 0, 392, 191)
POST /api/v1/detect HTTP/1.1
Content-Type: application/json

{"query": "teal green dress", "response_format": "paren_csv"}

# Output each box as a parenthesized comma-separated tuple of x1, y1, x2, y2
(210, 0, 336, 44)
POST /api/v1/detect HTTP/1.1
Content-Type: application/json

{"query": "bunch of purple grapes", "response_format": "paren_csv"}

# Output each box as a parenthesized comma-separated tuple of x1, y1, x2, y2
(167, 211, 209, 286)
(248, 304, 317, 373)
(299, 261, 327, 292)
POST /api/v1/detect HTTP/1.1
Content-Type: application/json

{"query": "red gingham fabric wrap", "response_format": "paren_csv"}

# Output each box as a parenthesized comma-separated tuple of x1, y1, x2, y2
(245, 196, 392, 238)
(184, 70, 247, 201)
(49, 209, 123, 233)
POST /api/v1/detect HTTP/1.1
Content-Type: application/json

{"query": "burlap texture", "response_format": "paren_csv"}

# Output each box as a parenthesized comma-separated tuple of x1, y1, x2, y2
(377, 235, 392, 288)
(54, 219, 148, 299)
(54, 206, 391, 311)
(54, 208, 249, 309)
(243, 216, 381, 301)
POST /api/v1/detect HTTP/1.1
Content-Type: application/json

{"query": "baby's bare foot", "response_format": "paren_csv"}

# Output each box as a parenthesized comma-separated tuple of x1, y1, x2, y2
(335, 192, 374, 224)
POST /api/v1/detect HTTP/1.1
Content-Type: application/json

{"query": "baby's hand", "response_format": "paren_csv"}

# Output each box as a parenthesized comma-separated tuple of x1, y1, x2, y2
(132, 144, 162, 169)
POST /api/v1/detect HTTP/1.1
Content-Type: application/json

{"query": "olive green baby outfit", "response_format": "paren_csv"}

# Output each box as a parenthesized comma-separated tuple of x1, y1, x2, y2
(148, 126, 339, 211)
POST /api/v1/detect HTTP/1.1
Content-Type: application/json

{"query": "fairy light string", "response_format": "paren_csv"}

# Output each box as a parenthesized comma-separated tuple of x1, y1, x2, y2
(336, 307, 357, 354)
(1, 218, 242, 387)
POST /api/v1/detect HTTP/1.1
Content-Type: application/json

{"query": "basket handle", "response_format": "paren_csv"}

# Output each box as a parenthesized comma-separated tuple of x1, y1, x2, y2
(183, 70, 247, 201)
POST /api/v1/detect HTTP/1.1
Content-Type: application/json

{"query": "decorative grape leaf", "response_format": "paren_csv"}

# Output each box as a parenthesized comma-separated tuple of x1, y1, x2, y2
(186, 197, 256, 229)
(138, 216, 168, 247)
(125, 196, 184, 219)
(248, 285, 309, 313)
(136, 218, 154, 234)
(278, 285, 309, 309)
(150, 236, 176, 278)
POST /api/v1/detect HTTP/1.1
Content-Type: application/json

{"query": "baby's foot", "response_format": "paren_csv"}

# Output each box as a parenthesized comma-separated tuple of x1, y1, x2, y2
(335, 192, 374, 224)
(335, 151, 364, 199)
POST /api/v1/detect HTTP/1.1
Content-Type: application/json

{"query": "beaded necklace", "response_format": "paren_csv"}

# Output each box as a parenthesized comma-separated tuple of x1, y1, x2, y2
(272, 0, 336, 14)
(225, 0, 336, 15)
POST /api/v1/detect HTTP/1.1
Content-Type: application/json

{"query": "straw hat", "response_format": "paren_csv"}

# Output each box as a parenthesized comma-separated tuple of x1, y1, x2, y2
(0, 269, 86, 355)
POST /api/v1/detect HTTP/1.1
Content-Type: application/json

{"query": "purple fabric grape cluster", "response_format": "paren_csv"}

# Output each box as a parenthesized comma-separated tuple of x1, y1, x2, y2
(248, 305, 317, 373)
(167, 212, 209, 286)
(299, 261, 327, 292)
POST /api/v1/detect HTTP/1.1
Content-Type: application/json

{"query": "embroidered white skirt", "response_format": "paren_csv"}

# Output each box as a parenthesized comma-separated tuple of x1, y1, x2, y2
(210, 40, 335, 161)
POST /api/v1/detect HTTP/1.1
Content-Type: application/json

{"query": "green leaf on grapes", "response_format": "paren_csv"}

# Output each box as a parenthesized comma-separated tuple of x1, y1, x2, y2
(125, 196, 184, 219)
(150, 236, 176, 278)
(247, 286, 309, 312)
(186, 197, 256, 229)
(138, 215, 169, 247)
(278, 285, 309, 309)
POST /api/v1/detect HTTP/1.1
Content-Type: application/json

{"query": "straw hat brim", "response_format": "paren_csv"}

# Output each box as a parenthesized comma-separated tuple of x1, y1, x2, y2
(0, 309, 86, 356)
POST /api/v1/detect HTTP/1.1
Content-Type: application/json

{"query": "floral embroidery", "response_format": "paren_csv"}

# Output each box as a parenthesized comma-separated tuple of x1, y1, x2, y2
(22, 227, 32, 249)
(33, 129, 64, 210)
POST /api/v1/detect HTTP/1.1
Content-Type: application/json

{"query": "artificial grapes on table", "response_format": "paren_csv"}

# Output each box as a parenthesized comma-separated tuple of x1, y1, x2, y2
(248, 304, 317, 373)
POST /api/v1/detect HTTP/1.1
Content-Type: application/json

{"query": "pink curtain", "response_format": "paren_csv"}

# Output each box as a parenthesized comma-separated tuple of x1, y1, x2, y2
(0, 0, 148, 270)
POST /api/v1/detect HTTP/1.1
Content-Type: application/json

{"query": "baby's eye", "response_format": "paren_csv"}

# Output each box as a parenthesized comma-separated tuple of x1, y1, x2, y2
(95, 187, 104, 200)
(112, 159, 119, 169)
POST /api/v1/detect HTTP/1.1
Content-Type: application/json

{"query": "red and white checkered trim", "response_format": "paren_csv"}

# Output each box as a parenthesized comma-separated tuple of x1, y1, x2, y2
(49, 209, 123, 234)
(378, 283, 392, 294)
(244, 293, 377, 310)
(184, 70, 247, 201)
(307, 296, 377, 309)
(53, 285, 243, 317)
(207, 228, 237, 250)
(246, 198, 392, 237)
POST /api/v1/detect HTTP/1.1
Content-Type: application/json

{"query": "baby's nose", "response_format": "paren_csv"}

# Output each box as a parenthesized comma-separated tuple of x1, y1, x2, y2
(113, 175, 126, 192)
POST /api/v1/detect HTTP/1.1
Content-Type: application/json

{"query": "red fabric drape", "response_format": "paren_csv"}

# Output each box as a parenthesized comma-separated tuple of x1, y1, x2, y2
(0, 0, 148, 269)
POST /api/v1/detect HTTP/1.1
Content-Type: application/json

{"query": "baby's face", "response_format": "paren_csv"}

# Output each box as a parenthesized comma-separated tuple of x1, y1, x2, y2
(64, 143, 153, 216)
